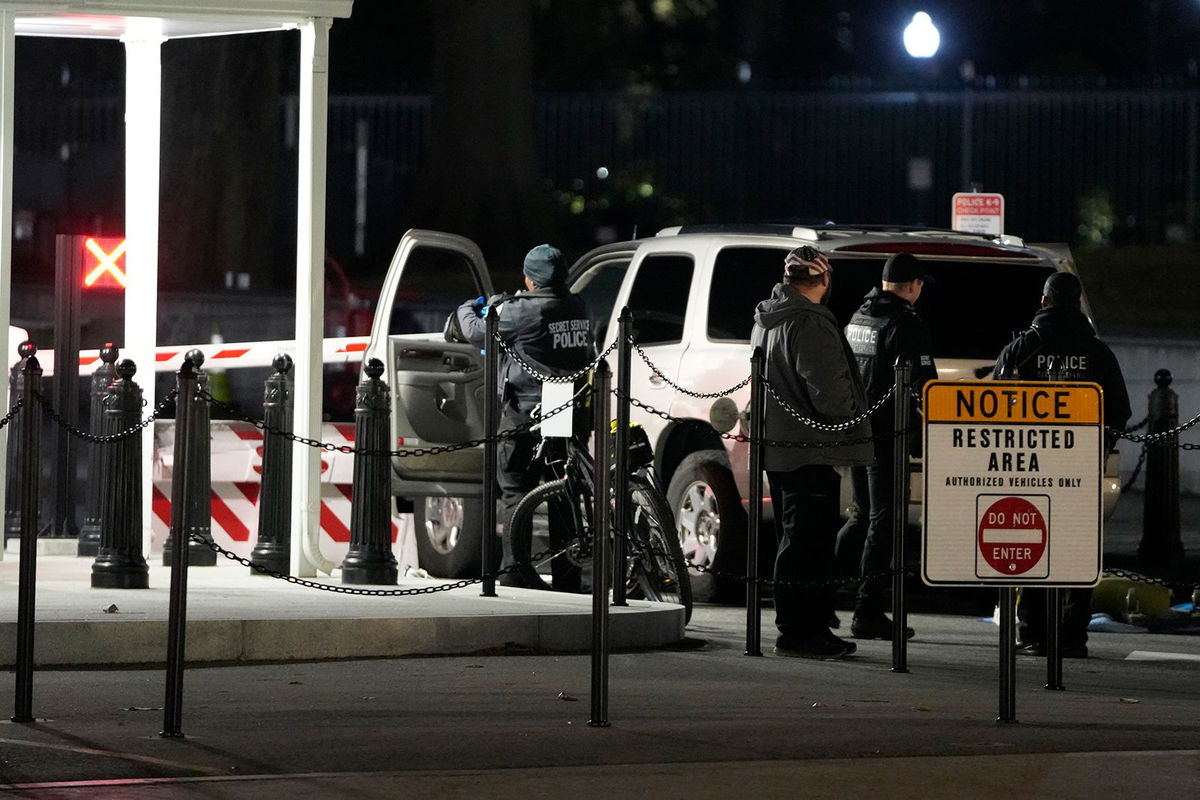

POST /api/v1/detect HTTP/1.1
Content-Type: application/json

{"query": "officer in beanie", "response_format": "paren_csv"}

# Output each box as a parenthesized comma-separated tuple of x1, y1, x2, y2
(994, 270, 1130, 658)
(455, 244, 594, 588)
(839, 251, 938, 641)
(752, 245, 873, 659)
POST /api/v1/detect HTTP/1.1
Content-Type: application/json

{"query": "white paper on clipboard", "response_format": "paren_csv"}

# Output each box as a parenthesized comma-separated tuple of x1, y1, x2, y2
(539, 380, 574, 438)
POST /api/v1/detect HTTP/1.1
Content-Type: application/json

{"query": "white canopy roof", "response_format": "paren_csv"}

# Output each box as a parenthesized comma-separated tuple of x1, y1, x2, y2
(7, 1, 352, 38)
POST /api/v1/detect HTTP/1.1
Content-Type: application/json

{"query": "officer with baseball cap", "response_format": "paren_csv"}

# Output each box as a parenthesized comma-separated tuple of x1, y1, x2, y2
(838, 251, 938, 641)
(752, 245, 873, 659)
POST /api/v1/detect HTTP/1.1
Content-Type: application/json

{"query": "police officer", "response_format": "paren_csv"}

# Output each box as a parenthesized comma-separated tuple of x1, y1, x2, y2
(752, 246, 873, 659)
(994, 270, 1130, 658)
(455, 244, 594, 589)
(841, 251, 937, 641)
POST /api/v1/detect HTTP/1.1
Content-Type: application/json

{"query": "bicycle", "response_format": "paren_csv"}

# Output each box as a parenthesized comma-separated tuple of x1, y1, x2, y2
(506, 419, 694, 623)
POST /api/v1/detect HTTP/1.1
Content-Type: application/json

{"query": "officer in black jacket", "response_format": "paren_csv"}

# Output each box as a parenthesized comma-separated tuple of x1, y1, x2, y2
(994, 270, 1131, 658)
(455, 244, 594, 589)
(840, 252, 938, 640)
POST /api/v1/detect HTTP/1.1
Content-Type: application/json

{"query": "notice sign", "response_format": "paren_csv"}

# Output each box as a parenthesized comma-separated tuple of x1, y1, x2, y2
(952, 192, 1004, 235)
(922, 381, 1103, 587)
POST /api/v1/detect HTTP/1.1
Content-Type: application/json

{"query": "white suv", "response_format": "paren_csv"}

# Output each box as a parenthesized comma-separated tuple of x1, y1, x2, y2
(364, 226, 1122, 588)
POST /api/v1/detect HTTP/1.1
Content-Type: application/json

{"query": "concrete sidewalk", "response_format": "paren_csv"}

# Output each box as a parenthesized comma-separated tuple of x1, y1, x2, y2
(0, 556, 684, 667)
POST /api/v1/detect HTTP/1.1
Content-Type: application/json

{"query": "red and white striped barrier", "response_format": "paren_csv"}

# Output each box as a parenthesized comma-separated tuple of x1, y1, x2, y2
(35, 335, 371, 377)
(151, 419, 417, 571)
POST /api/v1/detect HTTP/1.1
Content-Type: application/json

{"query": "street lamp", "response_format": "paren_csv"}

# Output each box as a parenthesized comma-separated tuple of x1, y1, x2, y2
(903, 11, 940, 58)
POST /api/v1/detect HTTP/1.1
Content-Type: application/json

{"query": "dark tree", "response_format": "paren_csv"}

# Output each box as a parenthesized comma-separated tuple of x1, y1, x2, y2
(417, 0, 549, 276)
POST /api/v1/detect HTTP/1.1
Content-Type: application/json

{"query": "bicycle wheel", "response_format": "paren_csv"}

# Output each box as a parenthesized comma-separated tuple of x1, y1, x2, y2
(624, 475, 694, 623)
(506, 479, 582, 591)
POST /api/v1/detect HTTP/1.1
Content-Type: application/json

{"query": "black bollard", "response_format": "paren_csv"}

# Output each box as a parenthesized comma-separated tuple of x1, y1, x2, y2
(249, 354, 293, 575)
(998, 587, 1018, 723)
(12, 343, 41, 723)
(1139, 369, 1183, 570)
(162, 354, 199, 738)
(745, 346, 765, 657)
(163, 350, 216, 567)
(612, 309, 632, 607)
(4, 357, 24, 546)
(79, 344, 119, 557)
(342, 358, 398, 585)
(481, 306, 498, 596)
(891, 357, 912, 674)
(1043, 358, 1066, 691)
(588, 359, 612, 728)
(91, 359, 151, 589)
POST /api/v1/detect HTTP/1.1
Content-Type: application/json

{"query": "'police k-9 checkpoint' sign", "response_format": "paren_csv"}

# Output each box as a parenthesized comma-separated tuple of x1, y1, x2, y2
(922, 381, 1104, 587)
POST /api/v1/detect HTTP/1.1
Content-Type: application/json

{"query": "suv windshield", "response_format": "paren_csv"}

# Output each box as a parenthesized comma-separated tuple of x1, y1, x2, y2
(706, 245, 1054, 360)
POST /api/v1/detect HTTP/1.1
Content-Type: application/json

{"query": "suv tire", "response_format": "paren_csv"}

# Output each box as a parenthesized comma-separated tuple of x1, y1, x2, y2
(667, 451, 748, 604)
(413, 496, 487, 578)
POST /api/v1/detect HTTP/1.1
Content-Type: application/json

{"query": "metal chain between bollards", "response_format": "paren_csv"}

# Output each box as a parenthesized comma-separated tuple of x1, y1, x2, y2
(35, 390, 177, 443)
(0, 398, 23, 428)
(605, 519, 912, 589)
(628, 338, 751, 398)
(621, 390, 895, 449)
(492, 333, 618, 384)
(763, 379, 895, 431)
(187, 531, 573, 596)
(1124, 414, 1150, 434)
(1102, 567, 1200, 592)
(1110, 409, 1200, 445)
(1121, 445, 1148, 492)
(199, 386, 587, 457)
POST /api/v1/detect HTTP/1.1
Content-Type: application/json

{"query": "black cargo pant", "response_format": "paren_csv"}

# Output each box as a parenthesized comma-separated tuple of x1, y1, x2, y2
(767, 465, 841, 639)
(1018, 588, 1092, 648)
(496, 401, 580, 591)
(834, 465, 869, 578)
(855, 427, 897, 618)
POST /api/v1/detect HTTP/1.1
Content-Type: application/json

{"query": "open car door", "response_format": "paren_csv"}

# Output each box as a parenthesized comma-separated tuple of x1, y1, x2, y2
(364, 229, 494, 576)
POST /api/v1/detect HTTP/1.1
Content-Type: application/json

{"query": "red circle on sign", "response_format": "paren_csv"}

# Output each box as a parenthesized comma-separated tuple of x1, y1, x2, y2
(977, 496, 1046, 575)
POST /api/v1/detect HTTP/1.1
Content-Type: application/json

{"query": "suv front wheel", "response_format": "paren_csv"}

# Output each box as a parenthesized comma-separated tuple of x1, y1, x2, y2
(666, 451, 747, 603)
(413, 496, 485, 578)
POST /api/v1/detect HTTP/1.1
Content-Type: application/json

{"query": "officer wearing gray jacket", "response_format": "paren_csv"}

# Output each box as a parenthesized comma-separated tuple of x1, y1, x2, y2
(751, 245, 872, 659)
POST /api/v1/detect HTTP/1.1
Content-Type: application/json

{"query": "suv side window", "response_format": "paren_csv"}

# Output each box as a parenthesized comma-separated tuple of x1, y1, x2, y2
(389, 245, 480, 335)
(571, 255, 632, 343)
(707, 246, 790, 341)
(626, 254, 693, 345)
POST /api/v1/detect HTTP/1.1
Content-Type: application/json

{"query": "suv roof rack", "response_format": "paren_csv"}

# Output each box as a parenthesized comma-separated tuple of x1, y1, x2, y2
(657, 223, 1024, 248)
(657, 223, 819, 238)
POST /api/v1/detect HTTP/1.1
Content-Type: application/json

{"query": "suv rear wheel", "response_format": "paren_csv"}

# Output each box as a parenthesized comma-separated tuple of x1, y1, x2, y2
(666, 451, 747, 603)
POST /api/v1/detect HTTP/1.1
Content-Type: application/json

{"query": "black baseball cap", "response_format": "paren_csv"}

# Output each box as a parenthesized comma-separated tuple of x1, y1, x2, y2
(1043, 271, 1082, 307)
(881, 251, 933, 284)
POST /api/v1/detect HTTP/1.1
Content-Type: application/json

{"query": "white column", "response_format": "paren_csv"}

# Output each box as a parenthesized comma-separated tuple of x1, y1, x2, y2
(122, 22, 165, 557)
(0, 12, 15, 563)
(291, 18, 334, 576)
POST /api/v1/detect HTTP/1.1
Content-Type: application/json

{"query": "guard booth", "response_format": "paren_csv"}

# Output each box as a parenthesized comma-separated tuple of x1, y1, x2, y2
(0, 1, 354, 576)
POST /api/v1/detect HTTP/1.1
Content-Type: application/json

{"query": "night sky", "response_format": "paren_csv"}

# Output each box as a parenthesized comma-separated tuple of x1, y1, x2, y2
(327, 1, 1200, 92)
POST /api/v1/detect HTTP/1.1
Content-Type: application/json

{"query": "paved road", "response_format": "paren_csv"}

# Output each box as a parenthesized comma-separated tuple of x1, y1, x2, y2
(2, 603, 1198, 798)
